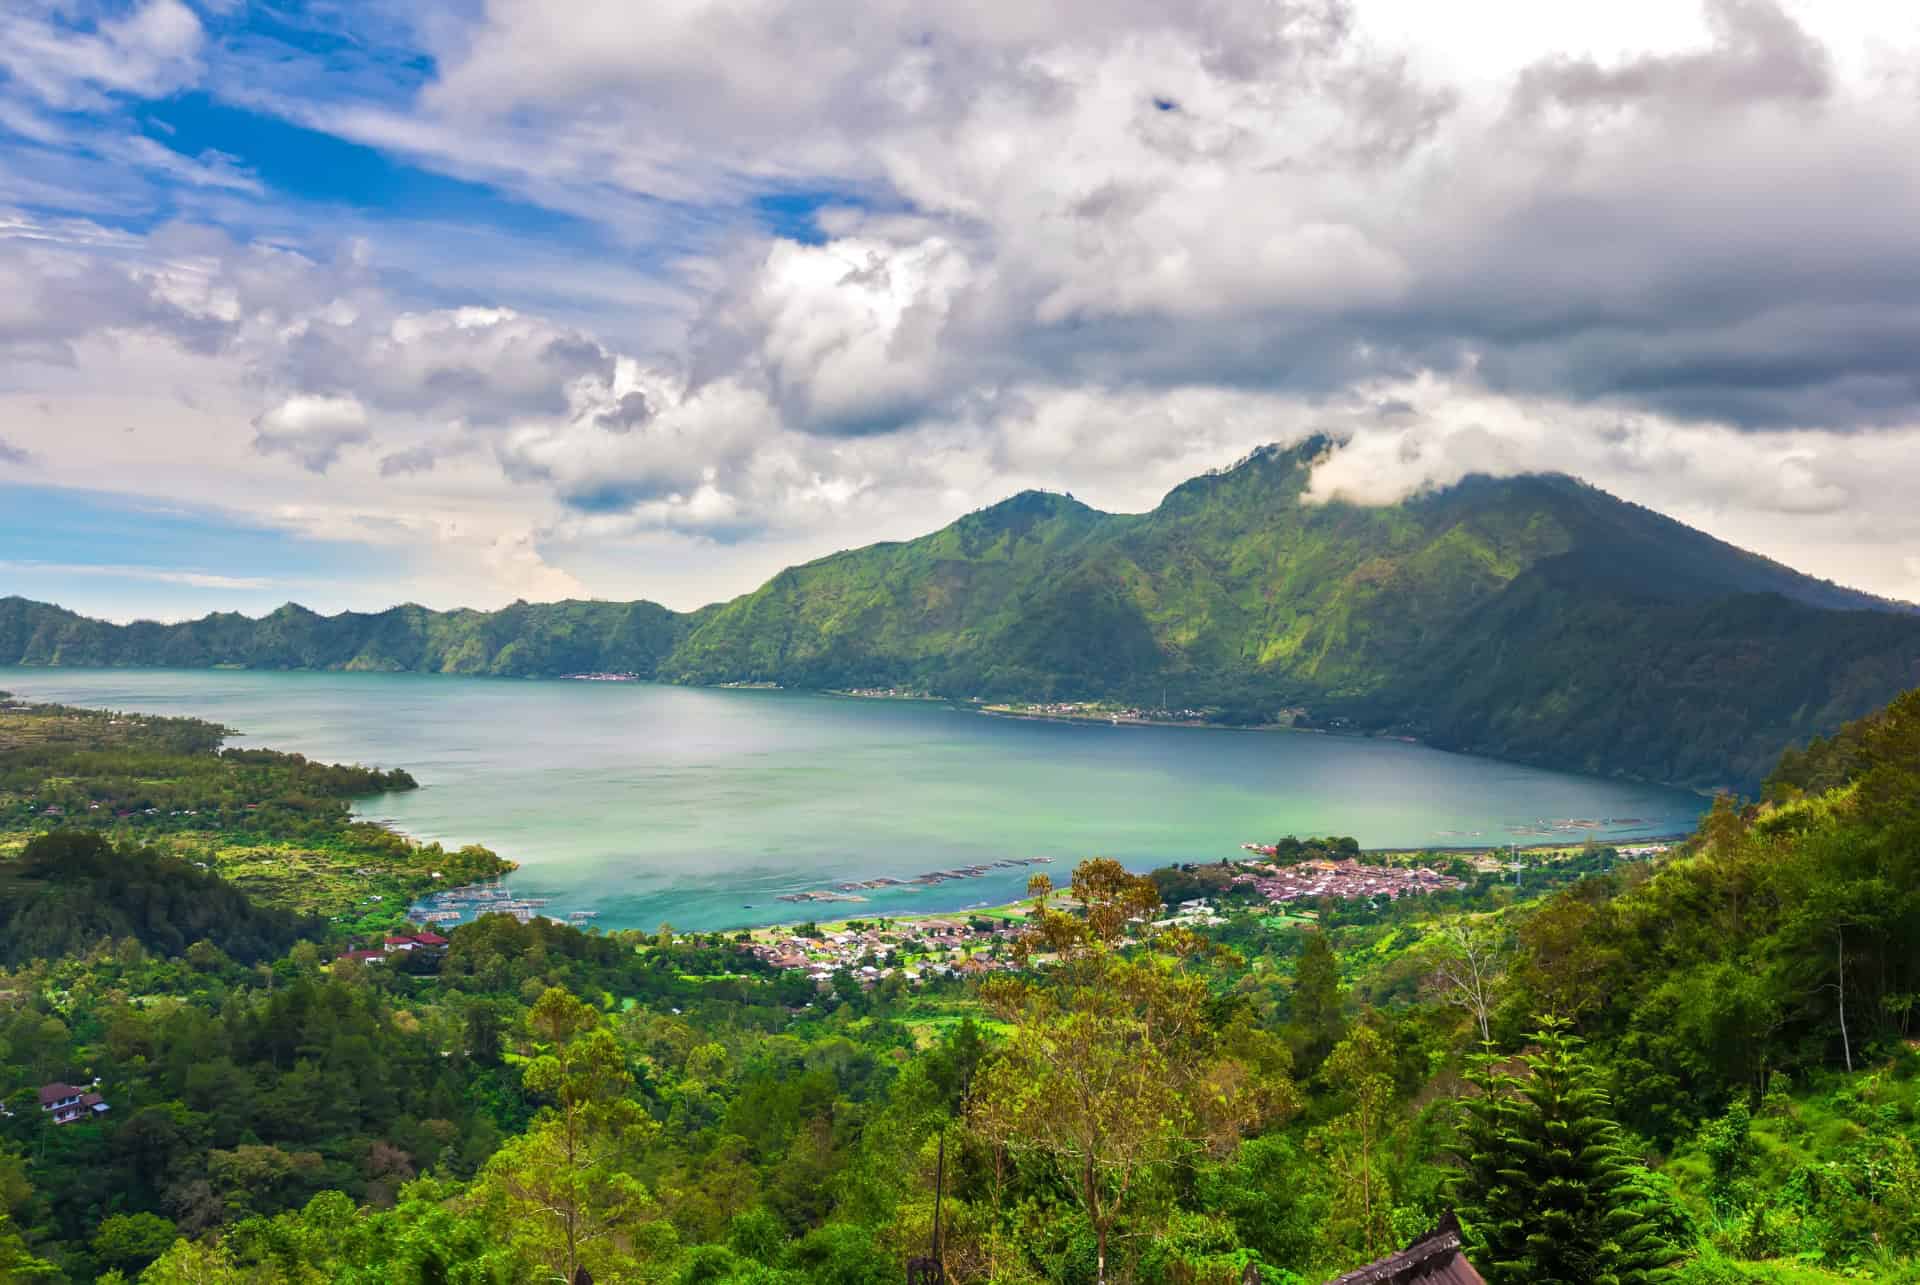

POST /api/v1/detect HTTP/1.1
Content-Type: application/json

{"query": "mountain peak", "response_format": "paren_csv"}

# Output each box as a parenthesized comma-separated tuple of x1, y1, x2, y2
(959, 488, 1097, 533)
(1154, 434, 1336, 513)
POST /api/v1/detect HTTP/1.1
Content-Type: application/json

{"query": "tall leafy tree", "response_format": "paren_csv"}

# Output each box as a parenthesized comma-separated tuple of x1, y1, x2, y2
(973, 860, 1295, 1285)
(1453, 1019, 1679, 1285)
(1320, 1025, 1397, 1260)
(477, 987, 666, 1283)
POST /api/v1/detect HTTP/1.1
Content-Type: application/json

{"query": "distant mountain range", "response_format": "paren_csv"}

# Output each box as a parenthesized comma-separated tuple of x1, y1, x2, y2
(6, 438, 1918, 792)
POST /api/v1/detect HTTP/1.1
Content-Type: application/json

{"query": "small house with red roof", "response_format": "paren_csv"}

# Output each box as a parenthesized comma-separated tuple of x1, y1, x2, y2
(383, 931, 449, 953)
(40, 1082, 109, 1126)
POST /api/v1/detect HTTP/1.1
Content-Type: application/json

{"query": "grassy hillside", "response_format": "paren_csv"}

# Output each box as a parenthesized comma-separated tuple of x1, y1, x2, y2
(6, 440, 1917, 790)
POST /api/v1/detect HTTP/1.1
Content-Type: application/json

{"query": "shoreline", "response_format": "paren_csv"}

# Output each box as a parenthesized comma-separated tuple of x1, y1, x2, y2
(735, 829, 1692, 944)
(5, 671, 1706, 937)
(975, 705, 1307, 734)
(0, 666, 1724, 794)
(413, 829, 1695, 938)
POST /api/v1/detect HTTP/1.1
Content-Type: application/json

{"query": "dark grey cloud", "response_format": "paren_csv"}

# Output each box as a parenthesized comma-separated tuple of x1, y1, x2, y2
(275, 313, 615, 427)
(593, 390, 655, 432)
(377, 443, 443, 476)
(1510, 0, 1831, 117)
(0, 435, 34, 465)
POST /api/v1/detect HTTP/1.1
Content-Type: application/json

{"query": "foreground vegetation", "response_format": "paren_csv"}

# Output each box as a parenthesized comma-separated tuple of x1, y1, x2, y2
(10, 441, 1920, 790)
(2, 688, 1920, 1282)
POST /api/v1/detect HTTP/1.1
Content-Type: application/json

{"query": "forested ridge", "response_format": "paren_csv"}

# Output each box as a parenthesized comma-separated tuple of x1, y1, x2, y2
(4, 687, 1920, 1282)
(9, 441, 1920, 790)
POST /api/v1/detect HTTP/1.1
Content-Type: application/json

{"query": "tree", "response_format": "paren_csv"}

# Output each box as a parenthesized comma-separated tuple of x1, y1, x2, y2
(1452, 1019, 1679, 1285)
(974, 860, 1294, 1284)
(92, 1211, 178, 1276)
(134, 1236, 247, 1284)
(477, 987, 665, 1282)
(1511, 896, 1620, 1023)
(1321, 1025, 1397, 1260)
(1424, 919, 1505, 1046)
(1288, 929, 1344, 1072)
(0, 1211, 58, 1282)
(465, 998, 507, 1066)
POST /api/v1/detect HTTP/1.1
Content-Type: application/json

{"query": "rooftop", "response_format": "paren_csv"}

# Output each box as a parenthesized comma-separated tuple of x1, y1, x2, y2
(1322, 1214, 1485, 1285)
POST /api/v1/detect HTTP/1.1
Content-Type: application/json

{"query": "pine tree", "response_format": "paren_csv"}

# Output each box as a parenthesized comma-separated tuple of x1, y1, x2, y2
(1452, 1019, 1678, 1285)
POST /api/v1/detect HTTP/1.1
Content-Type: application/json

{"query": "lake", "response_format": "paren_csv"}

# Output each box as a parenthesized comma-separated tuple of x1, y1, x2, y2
(0, 668, 1706, 931)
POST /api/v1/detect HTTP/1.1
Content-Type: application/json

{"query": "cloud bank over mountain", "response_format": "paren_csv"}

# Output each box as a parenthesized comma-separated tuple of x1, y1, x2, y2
(1, 0, 1917, 616)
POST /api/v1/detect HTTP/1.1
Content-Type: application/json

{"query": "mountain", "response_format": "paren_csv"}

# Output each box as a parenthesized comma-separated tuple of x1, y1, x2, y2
(0, 595, 692, 677)
(5, 438, 1918, 791)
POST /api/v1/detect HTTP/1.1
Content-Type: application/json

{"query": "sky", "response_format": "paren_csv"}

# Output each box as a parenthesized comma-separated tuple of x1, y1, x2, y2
(3, 0, 1920, 621)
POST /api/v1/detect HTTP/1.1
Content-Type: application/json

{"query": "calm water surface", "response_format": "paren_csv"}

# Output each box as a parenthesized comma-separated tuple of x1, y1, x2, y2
(2, 668, 1706, 931)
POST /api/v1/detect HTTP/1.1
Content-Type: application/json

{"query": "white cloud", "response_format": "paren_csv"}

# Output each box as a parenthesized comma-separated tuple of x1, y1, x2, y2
(0, 560, 272, 590)
(252, 394, 371, 473)
(0, 0, 204, 111)
(4, 0, 1920, 615)
(709, 235, 974, 434)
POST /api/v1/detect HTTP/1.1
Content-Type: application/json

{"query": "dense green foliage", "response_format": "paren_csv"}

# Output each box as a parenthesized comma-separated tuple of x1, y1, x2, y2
(8, 443, 1920, 789)
(1454, 1021, 1680, 1284)
(0, 831, 317, 966)
(5, 685, 1920, 1283)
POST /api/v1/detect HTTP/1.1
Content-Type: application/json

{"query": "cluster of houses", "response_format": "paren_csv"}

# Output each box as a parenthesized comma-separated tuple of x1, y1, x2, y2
(746, 917, 1025, 988)
(335, 930, 449, 966)
(1003, 700, 1210, 723)
(1232, 858, 1462, 905)
(745, 899, 1241, 988)
(38, 1081, 109, 1126)
(1154, 897, 1229, 928)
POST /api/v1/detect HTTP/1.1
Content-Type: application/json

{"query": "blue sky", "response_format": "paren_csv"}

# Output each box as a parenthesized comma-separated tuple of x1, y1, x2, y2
(3, 0, 1919, 620)
(0, 481, 376, 620)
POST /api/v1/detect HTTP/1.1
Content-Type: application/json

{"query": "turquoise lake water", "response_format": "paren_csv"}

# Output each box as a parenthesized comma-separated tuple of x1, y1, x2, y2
(1, 668, 1706, 931)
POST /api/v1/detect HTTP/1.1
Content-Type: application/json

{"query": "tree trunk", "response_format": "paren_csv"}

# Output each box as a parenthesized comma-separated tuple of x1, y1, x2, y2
(1087, 1158, 1107, 1285)
(1836, 929, 1852, 1074)
(1360, 1123, 1375, 1256)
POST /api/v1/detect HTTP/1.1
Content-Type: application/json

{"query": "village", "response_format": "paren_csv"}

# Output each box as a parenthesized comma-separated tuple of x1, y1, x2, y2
(741, 913, 1031, 989)
(1230, 856, 1464, 904)
(738, 893, 1240, 990)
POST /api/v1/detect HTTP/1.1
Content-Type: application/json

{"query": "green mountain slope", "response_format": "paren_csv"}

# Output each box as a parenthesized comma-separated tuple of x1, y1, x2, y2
(4, 438, 1916, 790)
(0, 595, 691, 677)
